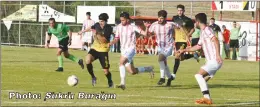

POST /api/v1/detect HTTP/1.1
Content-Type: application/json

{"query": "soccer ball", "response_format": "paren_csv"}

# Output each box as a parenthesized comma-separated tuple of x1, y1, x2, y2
(67, 75, 78, 86)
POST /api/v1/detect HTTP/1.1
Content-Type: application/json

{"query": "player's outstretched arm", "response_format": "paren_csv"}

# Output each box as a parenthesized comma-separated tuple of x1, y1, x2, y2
(68, 30, 72, 46)
(139, 21, 150, 36)
(78, 27, 92, 35)
(183, 45, 201, 53)
(46, 34, 52, 48)
(109, 38, 119, 46)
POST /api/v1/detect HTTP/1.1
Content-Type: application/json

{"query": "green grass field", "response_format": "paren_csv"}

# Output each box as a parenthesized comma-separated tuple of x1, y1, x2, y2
(1, 46, 259, 106)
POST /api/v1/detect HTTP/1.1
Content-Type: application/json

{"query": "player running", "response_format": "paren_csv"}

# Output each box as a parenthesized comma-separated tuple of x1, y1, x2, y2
(148, 10, 179, 86)
(178, 13, 223, 105)
(78, 12, 95, 52)
(46, 18, 84, 72)
(82, 13, 114, 88)
(171, 4, 195, 83)
(109, 12, 154, 90)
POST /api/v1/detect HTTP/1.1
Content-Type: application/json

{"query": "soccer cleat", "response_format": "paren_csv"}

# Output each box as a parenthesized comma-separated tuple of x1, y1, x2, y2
(108, 81, 114, 88)
(195, 98, 213, 105)
(116, 84, 126, 90)
(157, 78, 166, 85)
(78, 59, 84, 69)
(166, 76, 174, 87)
(92, 77, 97, 86)
(55, 67, 63, 72)
(193, 52, 200, 63)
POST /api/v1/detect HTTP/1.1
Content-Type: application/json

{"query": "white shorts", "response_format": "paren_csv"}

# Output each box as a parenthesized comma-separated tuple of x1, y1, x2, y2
(121, 48, 135, 63)
(157, 47, 173, 57)
(201, 60, 222, 78)
(82, 33, 93, 43)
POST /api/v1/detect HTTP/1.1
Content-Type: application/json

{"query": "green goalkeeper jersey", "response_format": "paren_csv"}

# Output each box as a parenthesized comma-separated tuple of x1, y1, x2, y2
(48, 24, 70, 41)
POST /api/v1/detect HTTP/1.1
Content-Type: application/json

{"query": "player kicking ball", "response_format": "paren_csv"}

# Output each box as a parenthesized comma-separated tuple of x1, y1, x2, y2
(148, 10, 179, 86)
(178, 13, 223, 105)
(46, 18, 84, 72)
(109, 12, 154, 90)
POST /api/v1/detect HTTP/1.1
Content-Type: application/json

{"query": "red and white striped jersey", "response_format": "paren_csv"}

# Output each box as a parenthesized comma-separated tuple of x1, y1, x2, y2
(198, 26, 217, 61)
(149, 21, 176, 49)
(115, 24, 141, 49)
(82, 19, 95, 32)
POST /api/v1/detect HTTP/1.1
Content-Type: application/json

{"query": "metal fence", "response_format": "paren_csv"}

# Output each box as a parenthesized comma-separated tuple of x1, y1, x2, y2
(1, 1, 259, 47)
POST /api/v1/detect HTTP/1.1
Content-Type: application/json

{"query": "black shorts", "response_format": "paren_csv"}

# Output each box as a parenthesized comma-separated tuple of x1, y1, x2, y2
(175, 42, 187, 50)
(230, 40, 239, 48)
(191, 38, 199, 46)
(59, 37, 69, 51)
(88, 49, 110, 69)
(175, 42, 188, 60)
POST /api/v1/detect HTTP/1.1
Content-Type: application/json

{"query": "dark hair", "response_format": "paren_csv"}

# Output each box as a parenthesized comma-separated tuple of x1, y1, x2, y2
(233, 21, 236, 23)
(222, 25, 226, 28)
(49, 18, 55, 23)
(120, 12, 130, 19)
(210, 18, 215, 20)
(99, 13, 109, 22)
(86, 12, 91, 16)
(158, 10, 167, 18)
(195, 13, 207, 24)
(177, 4, 185, 10)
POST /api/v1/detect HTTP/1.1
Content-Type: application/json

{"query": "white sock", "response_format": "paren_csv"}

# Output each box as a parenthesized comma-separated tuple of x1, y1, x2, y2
(159, 61, 166, 78)
(195, 74, 210, 99)
(119, 65, 126, 85)
(164, 66, 172, 78)
(147, 49, 151, 54)
(151, 48, 154, 54)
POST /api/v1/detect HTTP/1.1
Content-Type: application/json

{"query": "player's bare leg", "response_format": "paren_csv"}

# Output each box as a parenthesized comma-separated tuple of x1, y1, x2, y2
(117, 56, 154, 90)
(63, 50, 84, 69)
(87, 42, 92, 52)
(194, 69, 213, 105)
(154, 46, 158, 55)
(85, 54, 97, 86)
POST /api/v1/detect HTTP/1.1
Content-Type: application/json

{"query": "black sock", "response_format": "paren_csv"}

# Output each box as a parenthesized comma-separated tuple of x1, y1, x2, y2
(173, 59, 180, 74)
(87, 64, 95, 78)
(106, 72, 112, 82)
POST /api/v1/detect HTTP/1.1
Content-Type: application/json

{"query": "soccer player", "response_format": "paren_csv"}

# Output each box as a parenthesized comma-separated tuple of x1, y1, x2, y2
(82, 13, 113, 87)
(46, 18, 84, 72)
(147, 36, 153, 55)
(209, 18, 224, 57)
(230, 21, 241, 60)
(179, 13, 222, 105)
(109, 12, 154, 90)
(222, 25, 231, 59)
(148, 10, 179, 86)
(191, 23, 201, 61)
(172, 4, 195, 82)
(78, 12, 95, 52)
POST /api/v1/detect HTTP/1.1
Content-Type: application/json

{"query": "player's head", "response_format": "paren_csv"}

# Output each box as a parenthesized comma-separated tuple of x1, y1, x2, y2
(195, 13, 207, 28)
(48, 18, 56, 28)
(222, 25, 226, 29)
(86, 12, 91, 19)
(99, 13, 109, 27)
(120, 12, 130, 26)
(210, 18, 215, 25)
(233, 21, 237, 28)
(158, 10, 167, 24)
(177, 4, 185, 16)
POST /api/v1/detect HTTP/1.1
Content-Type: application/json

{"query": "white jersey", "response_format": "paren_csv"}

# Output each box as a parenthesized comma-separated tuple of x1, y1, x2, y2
(115, 24, 141, 50)
(82, 19, 95, 36)
(198, 26, 218, 61)
(149, 21, 176, 49)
